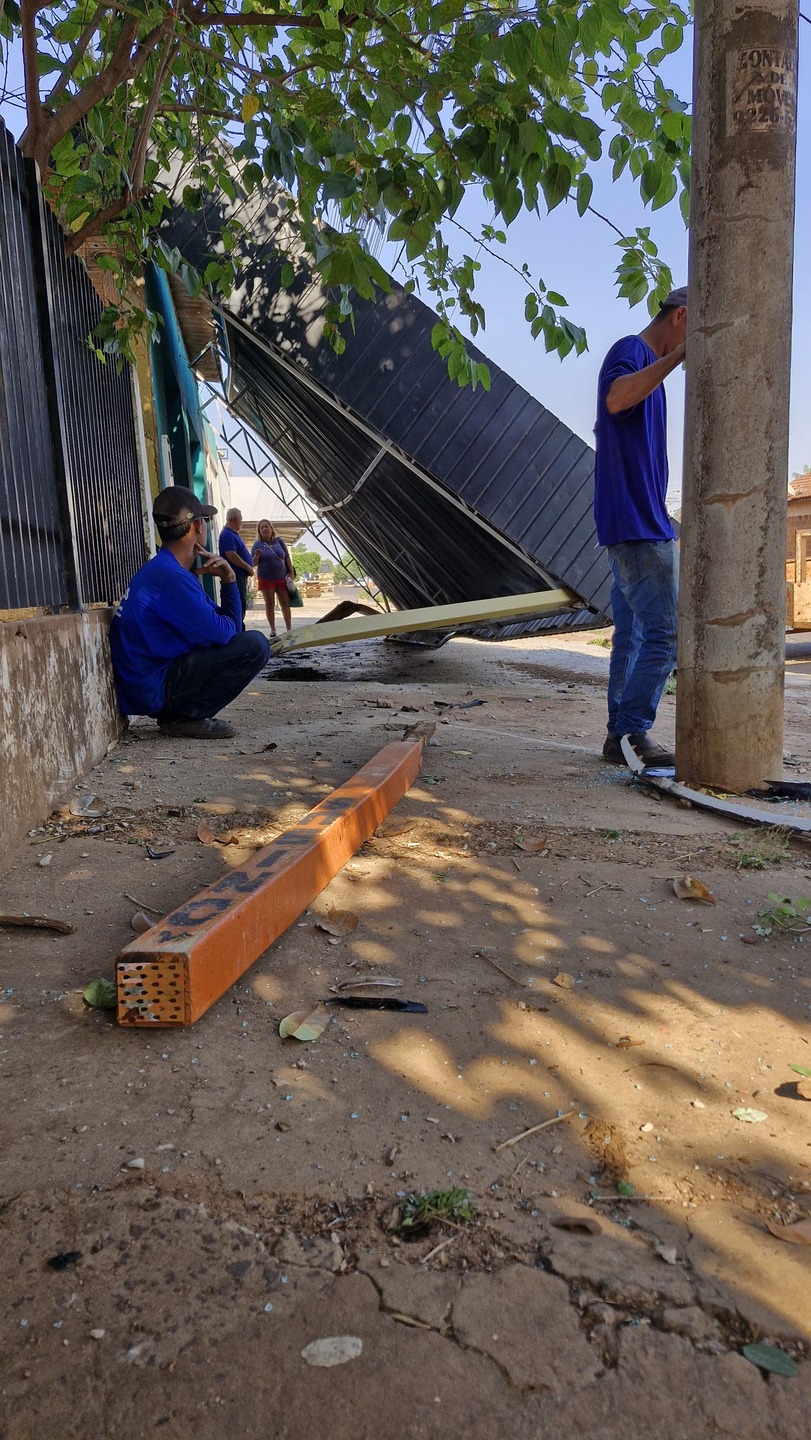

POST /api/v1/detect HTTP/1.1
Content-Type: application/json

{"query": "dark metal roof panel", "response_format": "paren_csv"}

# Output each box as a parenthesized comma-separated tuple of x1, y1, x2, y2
(164, 176, 611, 624)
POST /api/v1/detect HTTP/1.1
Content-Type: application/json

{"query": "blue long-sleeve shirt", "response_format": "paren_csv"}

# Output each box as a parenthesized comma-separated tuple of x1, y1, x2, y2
(110, 547, 241, 716)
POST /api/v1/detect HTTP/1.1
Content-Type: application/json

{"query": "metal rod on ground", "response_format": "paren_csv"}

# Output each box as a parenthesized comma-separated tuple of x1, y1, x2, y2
(677, 0, 799, 791)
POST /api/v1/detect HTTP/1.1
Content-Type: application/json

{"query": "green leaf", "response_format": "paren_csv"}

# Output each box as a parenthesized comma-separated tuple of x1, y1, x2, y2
(640, 160, 663, 204)
(83, 978, 116, 1010)
(617, 1180, 635, 1196)
(392, 113, 411, 147)
(789, 1064, 811, 1078)
(280, 261, 295, 288)
(576, 172, 593, 217)
(541, 161, 572, 211)
(661, 23, 683, 54)
(742, 1344, 799, 1378)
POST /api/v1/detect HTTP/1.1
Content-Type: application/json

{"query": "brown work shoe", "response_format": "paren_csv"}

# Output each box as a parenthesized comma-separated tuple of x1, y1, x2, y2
(625, 732, 675, 768)
(602, 735, 625, 764)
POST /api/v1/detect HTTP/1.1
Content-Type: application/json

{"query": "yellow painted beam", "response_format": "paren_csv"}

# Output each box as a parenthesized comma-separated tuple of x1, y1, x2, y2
(271, 587, 579, 653)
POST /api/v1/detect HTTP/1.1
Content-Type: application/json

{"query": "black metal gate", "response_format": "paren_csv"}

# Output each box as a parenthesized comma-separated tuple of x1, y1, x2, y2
(0, 122, 145, 613)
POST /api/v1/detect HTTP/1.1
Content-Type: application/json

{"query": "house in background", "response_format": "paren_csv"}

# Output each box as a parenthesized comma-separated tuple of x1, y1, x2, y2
(786, 471, 811, 630)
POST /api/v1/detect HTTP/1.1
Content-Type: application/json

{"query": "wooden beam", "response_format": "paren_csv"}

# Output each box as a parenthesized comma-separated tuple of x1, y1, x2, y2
(272, 588, 579, 653)
(116, 741, 424, 1027)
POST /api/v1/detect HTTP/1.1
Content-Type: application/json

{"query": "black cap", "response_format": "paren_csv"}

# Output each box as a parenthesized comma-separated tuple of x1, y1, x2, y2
(152, 486, 217, 532)
(661, 285, 688, 310)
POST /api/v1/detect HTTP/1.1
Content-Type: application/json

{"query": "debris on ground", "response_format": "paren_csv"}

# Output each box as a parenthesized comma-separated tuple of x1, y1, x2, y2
(0, 913, 74, 934)
(315, 909, 359, 938)
(82, 978, 116, 1009)
(672, 874, 716, 903)
(301, 1336, 363, 1368)
(279, 1008, 331, 1041)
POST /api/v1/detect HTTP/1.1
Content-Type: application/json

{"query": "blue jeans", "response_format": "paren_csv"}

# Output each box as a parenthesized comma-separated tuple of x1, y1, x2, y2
(157, 631, 270, 722)
(606, 539, 678, 737)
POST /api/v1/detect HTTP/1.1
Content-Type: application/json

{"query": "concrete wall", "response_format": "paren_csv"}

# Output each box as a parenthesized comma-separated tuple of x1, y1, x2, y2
(0, 612, 121, 853)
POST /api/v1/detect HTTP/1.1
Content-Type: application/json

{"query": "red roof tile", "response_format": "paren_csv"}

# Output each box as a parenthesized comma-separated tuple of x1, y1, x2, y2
(788, 472, 811, 500)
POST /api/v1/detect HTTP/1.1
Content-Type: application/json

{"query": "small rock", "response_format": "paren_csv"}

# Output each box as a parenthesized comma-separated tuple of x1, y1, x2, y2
(654, 1243, 678, 1266)
(124, 1157, 145, 1170)
(640, 1122, 654, 1133)
(301, 1336, 363, 1368)
(691, 1099, 705, 1109)
(38, 854, 53, 867)
(90, 1329, 106, 1340)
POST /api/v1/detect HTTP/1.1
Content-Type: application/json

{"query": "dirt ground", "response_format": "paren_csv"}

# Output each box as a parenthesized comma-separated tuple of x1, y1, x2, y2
(2, 595, 811, 1439)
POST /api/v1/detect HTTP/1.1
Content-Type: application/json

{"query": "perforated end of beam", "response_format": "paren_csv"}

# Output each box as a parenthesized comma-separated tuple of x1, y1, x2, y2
(115, 740, 423, 1027)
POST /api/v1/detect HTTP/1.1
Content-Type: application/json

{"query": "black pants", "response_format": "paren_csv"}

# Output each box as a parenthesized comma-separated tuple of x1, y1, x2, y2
(157, 631, 269, 722)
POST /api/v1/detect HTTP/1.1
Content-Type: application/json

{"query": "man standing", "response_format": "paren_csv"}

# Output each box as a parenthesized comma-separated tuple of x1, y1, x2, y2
(110, 487, 270, 739)
(594, 287, 687, 768)
(218, 507, 254, 627)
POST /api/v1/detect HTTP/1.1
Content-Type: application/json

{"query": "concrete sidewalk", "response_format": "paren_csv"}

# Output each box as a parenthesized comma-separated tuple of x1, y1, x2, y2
(1, 617, 810, 1438)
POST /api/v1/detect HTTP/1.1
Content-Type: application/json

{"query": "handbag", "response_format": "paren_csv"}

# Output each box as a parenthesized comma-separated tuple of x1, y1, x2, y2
(289, 582, 304, 609)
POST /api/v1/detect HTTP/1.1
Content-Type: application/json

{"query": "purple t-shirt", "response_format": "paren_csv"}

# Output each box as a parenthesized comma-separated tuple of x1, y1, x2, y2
(252, 537, 289, 581)
(593, 335, 675, 547)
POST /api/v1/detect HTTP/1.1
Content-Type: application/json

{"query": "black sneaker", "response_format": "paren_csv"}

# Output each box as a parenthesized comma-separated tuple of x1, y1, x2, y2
(602, 734, 625, 764)
(625, 732, 675, 767)
(158, 716, 236, 739)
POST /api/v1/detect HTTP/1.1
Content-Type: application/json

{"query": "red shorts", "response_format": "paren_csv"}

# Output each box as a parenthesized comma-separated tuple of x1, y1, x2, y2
(258, 577, 288, 593)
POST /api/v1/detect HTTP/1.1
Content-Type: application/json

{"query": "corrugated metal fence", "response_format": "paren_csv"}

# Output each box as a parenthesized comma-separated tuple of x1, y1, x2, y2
(0, 122, 144, 612)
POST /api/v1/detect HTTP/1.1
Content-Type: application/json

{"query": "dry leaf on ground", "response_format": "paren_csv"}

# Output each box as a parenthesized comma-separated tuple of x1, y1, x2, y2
(375, 818, 417, 838)
(513, 835, 547, 854)
(672, 875, 716, 903)
(552, 972, 575, 990)
(197, 821, 216, 845)
(316, 909, 359, 938)
(279, 1008, 330, 1042)
(765, 1219, 811, 1246)
(130, 911, 152, 934)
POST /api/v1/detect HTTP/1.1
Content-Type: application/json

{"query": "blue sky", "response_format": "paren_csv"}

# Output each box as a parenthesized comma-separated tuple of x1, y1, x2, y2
(2, 20, 808, 503)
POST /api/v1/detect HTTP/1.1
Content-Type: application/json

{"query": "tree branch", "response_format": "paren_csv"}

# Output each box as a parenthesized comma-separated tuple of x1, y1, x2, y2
(19, 1, 45, 160)
(130, 31, 179, 191)
(64, 185, 147, 255)
(188, 7, 327, 29)
(32, 14, 172, 164)
(46, 5, 110, 107)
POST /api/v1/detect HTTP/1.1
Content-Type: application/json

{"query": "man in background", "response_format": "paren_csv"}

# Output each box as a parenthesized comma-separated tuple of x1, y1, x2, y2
(594, 286, 687, 768)
(218, 506, 254, 627)
(110, 487, 269, 739)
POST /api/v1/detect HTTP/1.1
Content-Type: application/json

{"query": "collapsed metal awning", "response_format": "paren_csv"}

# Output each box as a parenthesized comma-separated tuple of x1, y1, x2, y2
(163, 174, 611, 641)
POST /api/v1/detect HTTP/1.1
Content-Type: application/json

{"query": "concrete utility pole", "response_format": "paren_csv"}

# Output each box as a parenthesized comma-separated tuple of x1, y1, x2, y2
(677, 0, 799, 791)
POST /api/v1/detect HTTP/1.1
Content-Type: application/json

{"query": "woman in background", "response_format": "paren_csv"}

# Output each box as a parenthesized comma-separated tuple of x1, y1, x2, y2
(251, 519, 294, 637)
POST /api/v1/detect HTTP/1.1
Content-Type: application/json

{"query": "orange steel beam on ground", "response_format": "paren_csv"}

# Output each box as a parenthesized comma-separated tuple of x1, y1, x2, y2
(115, 740, 424, 1027)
